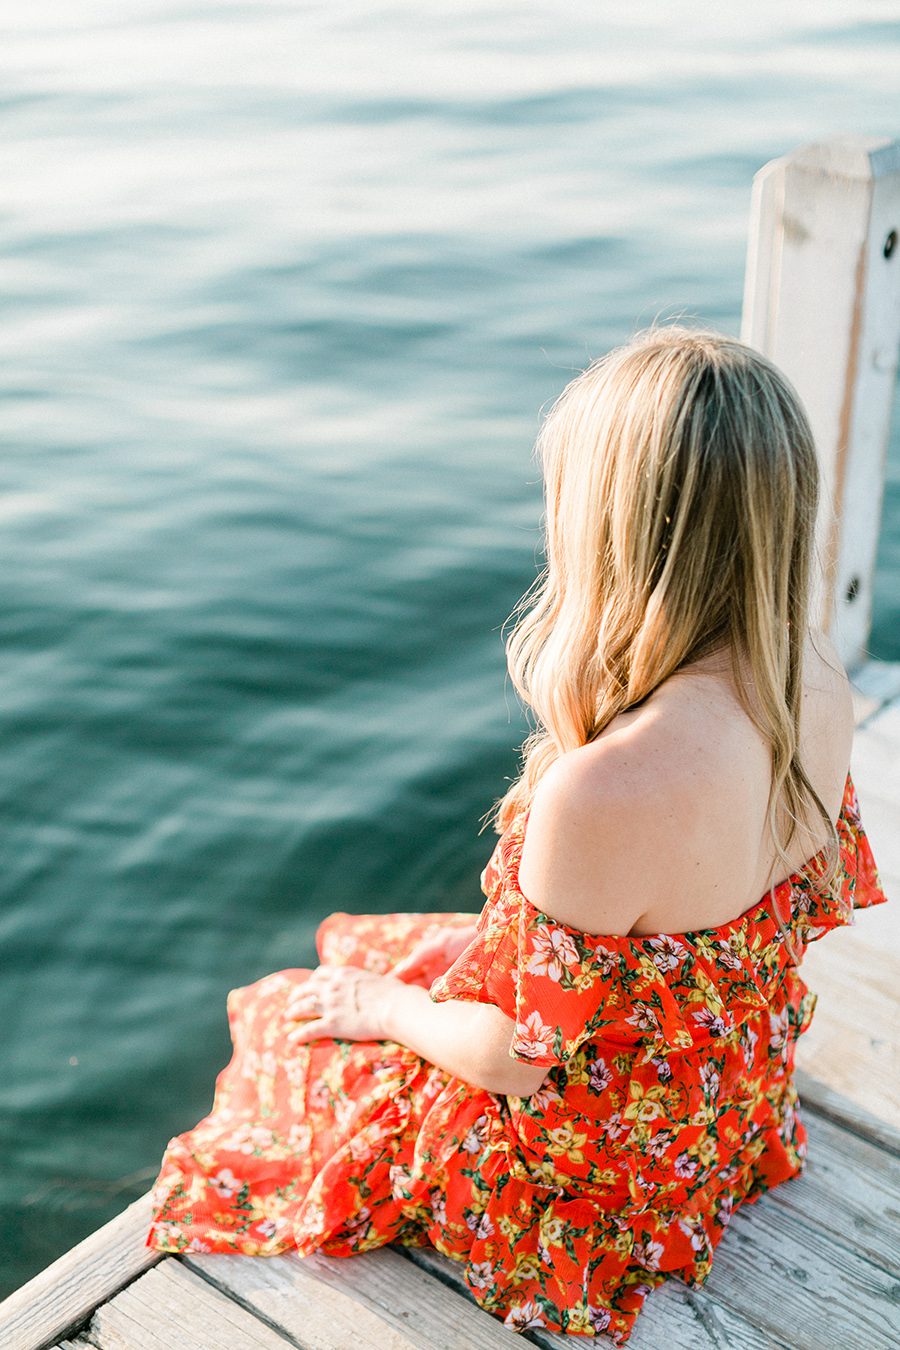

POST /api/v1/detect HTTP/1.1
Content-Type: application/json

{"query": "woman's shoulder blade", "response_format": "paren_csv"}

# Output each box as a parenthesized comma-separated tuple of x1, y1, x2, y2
(514, 657, 855, 941)
(516, 727, 690, 938)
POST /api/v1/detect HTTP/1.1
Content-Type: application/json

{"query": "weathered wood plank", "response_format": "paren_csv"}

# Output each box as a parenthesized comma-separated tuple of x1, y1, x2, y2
(797, 934, 900, 1131)
(0, 1191, 162, 1350)
(741, 136, 900, 667)
(533, 1281, 790, 1350)
(185, 1243, 527, 1350)
(793, 1108, 900, 1275)
(791, 704, 900, 1140)
(702, 1189, 900, 1349)
(87, 1261, 288, 1349)
(397, 1099, 900, 1350)
(796, 1066, 900, 1158)
(805, 1093, 900, 1182)
(398, 1241, 789, 1350)
(7, 1094, 899, 1350)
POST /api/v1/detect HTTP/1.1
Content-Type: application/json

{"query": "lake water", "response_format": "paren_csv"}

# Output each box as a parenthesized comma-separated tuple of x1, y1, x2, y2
(2, 1, 899, 1297)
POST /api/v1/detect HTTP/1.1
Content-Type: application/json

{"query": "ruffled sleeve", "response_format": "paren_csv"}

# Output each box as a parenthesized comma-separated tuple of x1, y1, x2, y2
(429, 770, 890, 1070)
(791, 769, 890, 937)
(429, 886, 774, 1069)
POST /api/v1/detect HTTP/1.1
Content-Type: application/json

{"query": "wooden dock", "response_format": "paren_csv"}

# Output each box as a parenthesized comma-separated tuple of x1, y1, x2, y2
(2, 658, 898, 1350)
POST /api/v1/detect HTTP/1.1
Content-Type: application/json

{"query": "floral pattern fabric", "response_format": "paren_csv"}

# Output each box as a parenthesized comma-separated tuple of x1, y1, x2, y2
(145, 769, 888, 1343)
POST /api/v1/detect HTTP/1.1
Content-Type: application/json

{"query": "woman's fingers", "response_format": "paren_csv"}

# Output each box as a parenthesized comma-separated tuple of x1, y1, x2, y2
(284, 965, 342, 1012)
(284, 981, 324, 1021)
(284, 976, 332, 1039)
(391, 951, 426, 977)
(286, 1016, 330, 1044)
(284, 966, 353, 1020)
(393, 931, 465, 977)
(282, 965, 391, 1044)
(285, 991, 324, 1020)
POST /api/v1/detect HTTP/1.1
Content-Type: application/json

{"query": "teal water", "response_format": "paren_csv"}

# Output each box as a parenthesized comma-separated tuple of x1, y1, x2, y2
(2, 2, 899, 1297)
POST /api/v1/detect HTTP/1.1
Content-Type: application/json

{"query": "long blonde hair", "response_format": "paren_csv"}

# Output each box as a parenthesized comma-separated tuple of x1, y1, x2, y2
(487, 322, 844, 958)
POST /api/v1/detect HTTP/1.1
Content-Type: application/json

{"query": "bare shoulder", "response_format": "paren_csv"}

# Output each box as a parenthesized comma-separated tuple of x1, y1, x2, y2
(516, 707, 701, 937)
(517, 634, 856, 939)
(804, 628, 854, 733)
(796, 627, 855, 821)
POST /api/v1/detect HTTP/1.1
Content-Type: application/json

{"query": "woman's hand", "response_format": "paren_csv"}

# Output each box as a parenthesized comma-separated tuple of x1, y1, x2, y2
(284, 965, 399, 1046)
(390, 923, 479, 983)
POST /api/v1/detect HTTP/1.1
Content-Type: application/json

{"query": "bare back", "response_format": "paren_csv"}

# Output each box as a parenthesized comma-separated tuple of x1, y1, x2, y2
(616, 631, 855, 937)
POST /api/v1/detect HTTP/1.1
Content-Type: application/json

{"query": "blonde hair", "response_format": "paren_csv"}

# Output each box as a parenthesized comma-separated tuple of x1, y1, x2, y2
(487, 322, 844, 960)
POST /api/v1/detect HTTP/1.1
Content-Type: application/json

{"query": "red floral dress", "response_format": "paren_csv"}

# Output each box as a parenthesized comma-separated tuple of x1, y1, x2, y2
(145, 769, 888, 1344)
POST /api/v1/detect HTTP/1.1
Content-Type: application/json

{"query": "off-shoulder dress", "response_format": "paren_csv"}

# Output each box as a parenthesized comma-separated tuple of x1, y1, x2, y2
(145, 768, 889, 1344)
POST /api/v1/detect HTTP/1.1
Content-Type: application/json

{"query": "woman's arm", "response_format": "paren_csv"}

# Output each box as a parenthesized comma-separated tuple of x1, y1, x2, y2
(284, 965, 548, 1098)
(389, 921, 480, 982)
(382, 979, 549, 1097)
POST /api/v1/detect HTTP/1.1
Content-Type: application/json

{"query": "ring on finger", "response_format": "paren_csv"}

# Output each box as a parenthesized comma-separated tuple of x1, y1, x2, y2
(288, 995, 321, 1016)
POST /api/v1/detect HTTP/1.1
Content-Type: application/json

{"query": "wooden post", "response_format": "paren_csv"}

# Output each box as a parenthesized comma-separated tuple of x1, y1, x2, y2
(740, 135, 900, 674)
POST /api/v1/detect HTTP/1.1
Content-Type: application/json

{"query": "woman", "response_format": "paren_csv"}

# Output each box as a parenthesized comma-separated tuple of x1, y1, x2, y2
(145, 324, 888, 1343)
